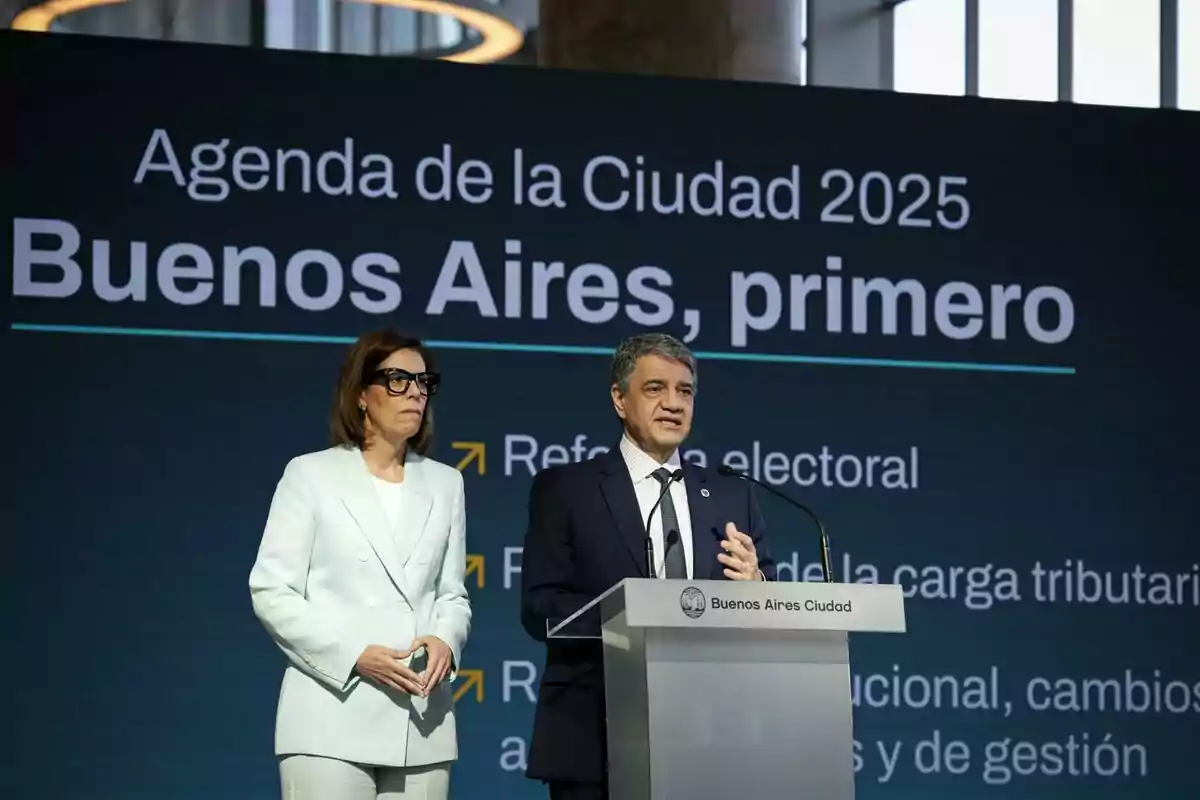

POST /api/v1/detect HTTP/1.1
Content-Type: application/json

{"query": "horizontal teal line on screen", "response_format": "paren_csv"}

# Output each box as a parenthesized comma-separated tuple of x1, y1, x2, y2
(8, 323, 1077, 375)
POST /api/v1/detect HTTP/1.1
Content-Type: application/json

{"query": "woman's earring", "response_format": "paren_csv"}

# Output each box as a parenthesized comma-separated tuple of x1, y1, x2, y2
(358, 404, 366, 413)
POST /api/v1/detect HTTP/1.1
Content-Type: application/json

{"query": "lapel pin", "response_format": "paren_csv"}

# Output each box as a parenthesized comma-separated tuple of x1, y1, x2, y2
(701, 488, 710, 497)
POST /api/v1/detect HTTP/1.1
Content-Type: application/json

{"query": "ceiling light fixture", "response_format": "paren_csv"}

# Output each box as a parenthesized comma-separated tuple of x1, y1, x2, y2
(12, 0, 525, 64)
(11, 0, 124, 31)
(350, 0, 524, 63)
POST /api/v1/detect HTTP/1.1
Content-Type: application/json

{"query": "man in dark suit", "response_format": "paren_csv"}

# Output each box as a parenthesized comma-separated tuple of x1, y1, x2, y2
(519, 333, 778, 800)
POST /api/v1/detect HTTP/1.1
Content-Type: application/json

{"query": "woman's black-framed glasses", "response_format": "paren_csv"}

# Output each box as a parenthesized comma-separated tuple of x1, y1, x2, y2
(368, 368, 441, 397)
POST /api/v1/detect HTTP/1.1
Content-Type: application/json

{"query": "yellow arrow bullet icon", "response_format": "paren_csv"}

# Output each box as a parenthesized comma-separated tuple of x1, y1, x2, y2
(466, 554, 485, 588)
(452, 441, 486, 475)
(454, 669, 484, 703)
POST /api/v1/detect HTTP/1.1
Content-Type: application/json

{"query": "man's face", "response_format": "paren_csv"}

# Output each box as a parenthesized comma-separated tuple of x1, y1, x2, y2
(612, 354, 695, 459)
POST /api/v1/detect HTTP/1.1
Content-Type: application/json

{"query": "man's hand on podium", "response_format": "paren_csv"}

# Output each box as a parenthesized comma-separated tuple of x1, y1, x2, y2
(718, 522, 764, 581)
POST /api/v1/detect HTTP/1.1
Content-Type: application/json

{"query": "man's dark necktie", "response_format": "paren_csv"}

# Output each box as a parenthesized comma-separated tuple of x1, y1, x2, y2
(651, 467, 688, 579)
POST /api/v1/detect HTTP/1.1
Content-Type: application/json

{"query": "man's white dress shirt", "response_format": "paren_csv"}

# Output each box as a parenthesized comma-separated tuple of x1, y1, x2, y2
(619, 435, 694, 579)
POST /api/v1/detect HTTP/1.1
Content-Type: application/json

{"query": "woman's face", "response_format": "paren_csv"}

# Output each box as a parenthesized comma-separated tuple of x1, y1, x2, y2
(360, 348, 432, 446)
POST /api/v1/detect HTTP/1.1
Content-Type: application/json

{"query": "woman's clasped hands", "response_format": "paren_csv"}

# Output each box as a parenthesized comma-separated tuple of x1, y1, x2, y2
(354, 635, 453, 697)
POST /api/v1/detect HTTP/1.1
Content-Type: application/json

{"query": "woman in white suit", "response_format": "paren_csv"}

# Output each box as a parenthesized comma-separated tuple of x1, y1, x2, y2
(249, 328, 471, 800)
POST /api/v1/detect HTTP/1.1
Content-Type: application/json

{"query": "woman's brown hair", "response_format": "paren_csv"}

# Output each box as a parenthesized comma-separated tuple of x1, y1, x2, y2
(329, 328, 437, 455)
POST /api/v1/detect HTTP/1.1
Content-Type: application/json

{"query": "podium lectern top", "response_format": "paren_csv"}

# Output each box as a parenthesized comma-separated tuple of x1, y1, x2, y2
(547, 579, 906, 639)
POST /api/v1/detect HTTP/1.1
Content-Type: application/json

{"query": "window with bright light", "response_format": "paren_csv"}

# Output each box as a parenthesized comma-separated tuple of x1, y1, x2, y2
(1073, 0, 1159, 107)
(893, 0, 965, 96)
(979, 0, 1057, 102)
(1181, 0, 1200, 110)
(266, 0, 296, 49)
(799, 5, 808, 86)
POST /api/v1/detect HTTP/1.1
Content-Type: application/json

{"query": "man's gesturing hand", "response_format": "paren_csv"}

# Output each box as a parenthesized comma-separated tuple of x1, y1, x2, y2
(718, 521, 763, 581)
(355, 644, 425, 695)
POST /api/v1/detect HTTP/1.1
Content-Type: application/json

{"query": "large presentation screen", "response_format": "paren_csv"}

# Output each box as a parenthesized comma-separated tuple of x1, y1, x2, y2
(5, 31, 1198, 800)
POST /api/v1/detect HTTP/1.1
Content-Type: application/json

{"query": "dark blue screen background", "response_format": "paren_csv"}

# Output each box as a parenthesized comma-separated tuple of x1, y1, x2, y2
(4, 31, 1198, 800)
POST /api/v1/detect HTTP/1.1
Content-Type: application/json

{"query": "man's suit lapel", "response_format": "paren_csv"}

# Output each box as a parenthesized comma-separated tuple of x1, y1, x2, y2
(683, 463, 722, 580)
(597, 450, 652, 577)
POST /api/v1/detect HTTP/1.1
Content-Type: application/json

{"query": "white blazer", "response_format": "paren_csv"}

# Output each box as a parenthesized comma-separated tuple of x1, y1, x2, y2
(249, 445, 472, 768)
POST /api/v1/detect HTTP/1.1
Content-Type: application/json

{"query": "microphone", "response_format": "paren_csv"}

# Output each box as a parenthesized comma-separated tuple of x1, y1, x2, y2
(717, 464, 834, 583)
(644, 468, 684, 577)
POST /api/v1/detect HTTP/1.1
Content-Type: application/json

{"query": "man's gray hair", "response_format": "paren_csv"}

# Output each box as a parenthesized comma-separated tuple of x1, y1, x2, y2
(609, 333, 698, 394)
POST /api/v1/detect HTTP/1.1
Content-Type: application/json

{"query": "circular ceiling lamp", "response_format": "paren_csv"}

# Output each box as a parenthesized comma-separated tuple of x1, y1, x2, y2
(12, 0, 525, 64)
(11, 0, 124, 31)
(356, 0, 524, 63)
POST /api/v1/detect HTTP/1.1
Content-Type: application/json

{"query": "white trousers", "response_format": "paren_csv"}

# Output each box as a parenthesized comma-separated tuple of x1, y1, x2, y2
(279, 755, 450, 800)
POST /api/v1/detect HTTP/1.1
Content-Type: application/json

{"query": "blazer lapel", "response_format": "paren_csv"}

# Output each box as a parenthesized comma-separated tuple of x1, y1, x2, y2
(597, 450, 652, 577)
(396, 457, 434, 568)
(336, 448, 410, 597)
(683, 464, 722, 580)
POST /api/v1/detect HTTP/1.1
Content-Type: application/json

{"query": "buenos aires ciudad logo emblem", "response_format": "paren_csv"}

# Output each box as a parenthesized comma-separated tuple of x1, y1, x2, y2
(680, 586, 706, 618)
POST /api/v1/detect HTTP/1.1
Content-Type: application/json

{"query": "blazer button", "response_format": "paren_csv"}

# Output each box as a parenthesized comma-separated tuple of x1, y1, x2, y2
(367, 598, 378, 608)
(358, 553, 370, 562)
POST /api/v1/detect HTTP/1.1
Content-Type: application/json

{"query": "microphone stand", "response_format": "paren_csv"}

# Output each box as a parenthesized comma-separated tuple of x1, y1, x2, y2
(718, 465, 834, 582)
(643, 468, 684, 578)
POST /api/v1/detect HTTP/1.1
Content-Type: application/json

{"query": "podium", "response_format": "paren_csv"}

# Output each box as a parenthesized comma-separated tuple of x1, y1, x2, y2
(548, 579, 906, 800)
